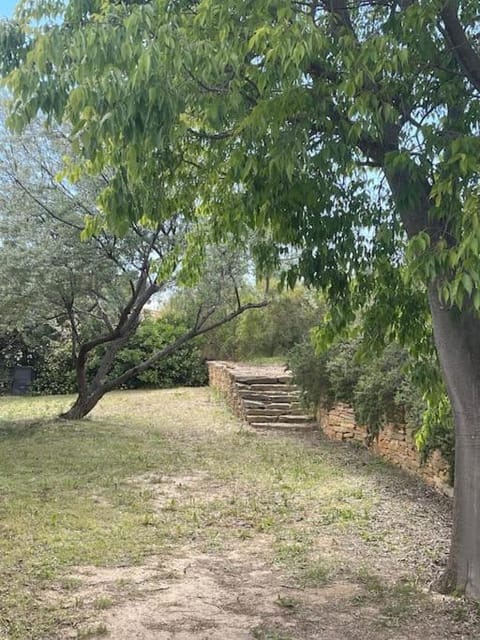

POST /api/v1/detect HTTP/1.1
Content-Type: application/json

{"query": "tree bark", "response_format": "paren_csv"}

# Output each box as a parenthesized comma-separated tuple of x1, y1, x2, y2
(58, 299, 268, 421)
(441, 0, 480, 95)
(59, 389, 106, 420)
(428, 285, 480, 598)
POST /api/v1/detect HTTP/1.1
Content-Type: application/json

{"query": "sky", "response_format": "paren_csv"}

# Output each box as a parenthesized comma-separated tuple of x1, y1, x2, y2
(0, 0, 16, 18)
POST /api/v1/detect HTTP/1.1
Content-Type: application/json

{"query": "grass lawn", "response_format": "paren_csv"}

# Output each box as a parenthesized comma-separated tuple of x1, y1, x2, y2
(0, 388, 479, 639)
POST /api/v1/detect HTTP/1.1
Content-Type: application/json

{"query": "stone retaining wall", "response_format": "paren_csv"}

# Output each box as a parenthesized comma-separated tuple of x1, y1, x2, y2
(207, 361, 246, 420)
(318, 403, 452, 497)
(208, 361, 453, 498)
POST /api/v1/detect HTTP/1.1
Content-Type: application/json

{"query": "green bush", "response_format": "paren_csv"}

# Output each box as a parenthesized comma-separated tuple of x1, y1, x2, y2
(0, 330, 43, 393)
(287, 338, 364, 410)
(352, 343, 410, 432)
(200, 287, 324, 361)
(33, 340, 77, 395)
(106, 315, 208, 389)
(0, 329, 76, 395)
(286, 339, 333, 408)
(13, 314, 207, 396)
(288, 336, 454, 468)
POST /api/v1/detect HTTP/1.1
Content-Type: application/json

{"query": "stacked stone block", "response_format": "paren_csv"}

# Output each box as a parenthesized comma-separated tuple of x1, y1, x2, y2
(317, 403, 452, 497)
(208, 361, 316, 431)
(208, 361, 452, 497)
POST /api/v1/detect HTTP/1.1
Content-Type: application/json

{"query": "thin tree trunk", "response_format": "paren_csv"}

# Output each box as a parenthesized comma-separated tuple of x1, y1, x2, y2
(59, 389, 106, 420)
(58, 299, 268, 421)
(429, 286, 480, 598)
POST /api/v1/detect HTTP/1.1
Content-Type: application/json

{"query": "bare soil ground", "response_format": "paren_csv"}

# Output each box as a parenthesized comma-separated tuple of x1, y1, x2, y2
(1, 388, 479, 639)
(60, 467, 474, 640)
(59, 422, 479, 639)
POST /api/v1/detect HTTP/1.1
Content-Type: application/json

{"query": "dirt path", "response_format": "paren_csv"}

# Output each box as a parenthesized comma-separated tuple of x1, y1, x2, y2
(68, 536, 463, 640)
(53, 391, 478, 640)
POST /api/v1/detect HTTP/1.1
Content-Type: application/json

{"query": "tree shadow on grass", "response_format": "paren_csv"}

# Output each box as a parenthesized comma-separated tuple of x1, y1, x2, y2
(300, 428, 452, 509)
(0, 415, 91, 440)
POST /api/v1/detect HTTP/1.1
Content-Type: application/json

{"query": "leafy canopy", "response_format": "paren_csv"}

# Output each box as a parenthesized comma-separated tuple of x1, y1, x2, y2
(2, 0, 480, 340)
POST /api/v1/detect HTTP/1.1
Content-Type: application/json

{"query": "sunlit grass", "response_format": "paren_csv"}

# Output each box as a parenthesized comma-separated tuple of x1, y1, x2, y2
(0, 389, 348, 638)
(0, 387, 470, 639)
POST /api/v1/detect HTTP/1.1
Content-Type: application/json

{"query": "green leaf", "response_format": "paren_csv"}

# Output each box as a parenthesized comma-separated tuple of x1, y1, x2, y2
(462, 273, 473, 296)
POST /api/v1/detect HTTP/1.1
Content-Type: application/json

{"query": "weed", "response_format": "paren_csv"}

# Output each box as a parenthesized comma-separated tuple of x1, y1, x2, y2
(321, 500, 370, 527)
(77, 623, 108, 638)
(355, 570, 422, 627)
(357, 568, 385, 596)
(274, 540, 310, 566)
(452, 603, 469, 622)
(302, 557, 333, 586)
(93, 597, 113, 610)
(275, 594, 301, 610)
(252, 626, 293, 640)
(141, 512, 159, 526)
(163, 498, 178, 511)
(359, 530, 387, 543)
(381, 580, 420, 620)
(60, 577, 83, 591)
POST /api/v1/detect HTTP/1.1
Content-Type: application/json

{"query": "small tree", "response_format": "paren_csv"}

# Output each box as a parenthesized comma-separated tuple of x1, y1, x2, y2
(0, 117, 266, 419)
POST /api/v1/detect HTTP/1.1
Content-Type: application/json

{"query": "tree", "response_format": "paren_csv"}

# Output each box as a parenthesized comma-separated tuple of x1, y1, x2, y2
(2, 0, 480, 595)
(0, 116, 266, 419)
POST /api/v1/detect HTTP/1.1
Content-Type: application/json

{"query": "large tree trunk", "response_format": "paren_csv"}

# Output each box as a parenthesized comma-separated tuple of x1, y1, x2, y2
(429, 286, 480, 598)
(59, 389, 105, 420)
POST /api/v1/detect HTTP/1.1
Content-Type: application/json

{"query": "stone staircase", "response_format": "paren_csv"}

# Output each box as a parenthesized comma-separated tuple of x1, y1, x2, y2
(210, 363, 318, 431)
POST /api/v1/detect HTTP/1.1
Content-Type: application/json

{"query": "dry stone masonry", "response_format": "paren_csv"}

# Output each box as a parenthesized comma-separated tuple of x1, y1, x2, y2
(207, 361, 316, 431)
(318, 403, 452, 497)
(208, 361, 453, 497)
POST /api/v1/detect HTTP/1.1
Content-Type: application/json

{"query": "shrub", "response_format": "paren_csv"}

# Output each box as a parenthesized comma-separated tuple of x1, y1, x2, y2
(106, 315, 208, 389)
(0, 329, 76, 395)
(287, 339, 333, 408)
(7, 313, 208, 396)
(352, 343, 410, 432)
(200, 287, 324, 361)
(288, 336, 454, 466)
(33, 340, 76, 395)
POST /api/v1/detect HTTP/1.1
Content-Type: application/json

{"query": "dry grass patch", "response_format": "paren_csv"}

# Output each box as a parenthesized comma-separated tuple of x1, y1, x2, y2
(1, 388, 479, 639)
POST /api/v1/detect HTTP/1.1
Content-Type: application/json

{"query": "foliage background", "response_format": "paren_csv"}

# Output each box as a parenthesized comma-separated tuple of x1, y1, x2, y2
(0, 314, 209, 396)
(288, 336, 454, 473)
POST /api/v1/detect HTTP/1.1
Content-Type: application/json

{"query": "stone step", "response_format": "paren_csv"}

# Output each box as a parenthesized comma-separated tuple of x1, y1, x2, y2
(237, 383, 298, 393)
(237, 383, 298, 392)
(249, 421, 317, 431)
(268, 402, 302, 410)
(235, 375, 293, 385)
(246, 409, 285, 420)
(243, 399, 268, 409)
(235, 380, 298, 393)
(233, 372, 317, 431)
(246, 414, 280, 424)
(245, 408, 306, 418)
(235, 376, 283, 385)
(243, 400, 305, 415)
(243, 399, 298, 410)
(246, 409, 315, 422)
(222, 366, 315, 432)
(245, 414, 314, 425)
(238, 391, 300, 402)
(278, 414, 314, 424)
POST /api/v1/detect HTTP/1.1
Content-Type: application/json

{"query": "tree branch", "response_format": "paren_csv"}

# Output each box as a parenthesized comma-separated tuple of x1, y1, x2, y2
(441, 0, 480, 94)
(9, 174, 84, 231)
(187, 127, 234, 141)
(99, 299, 268, 393)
